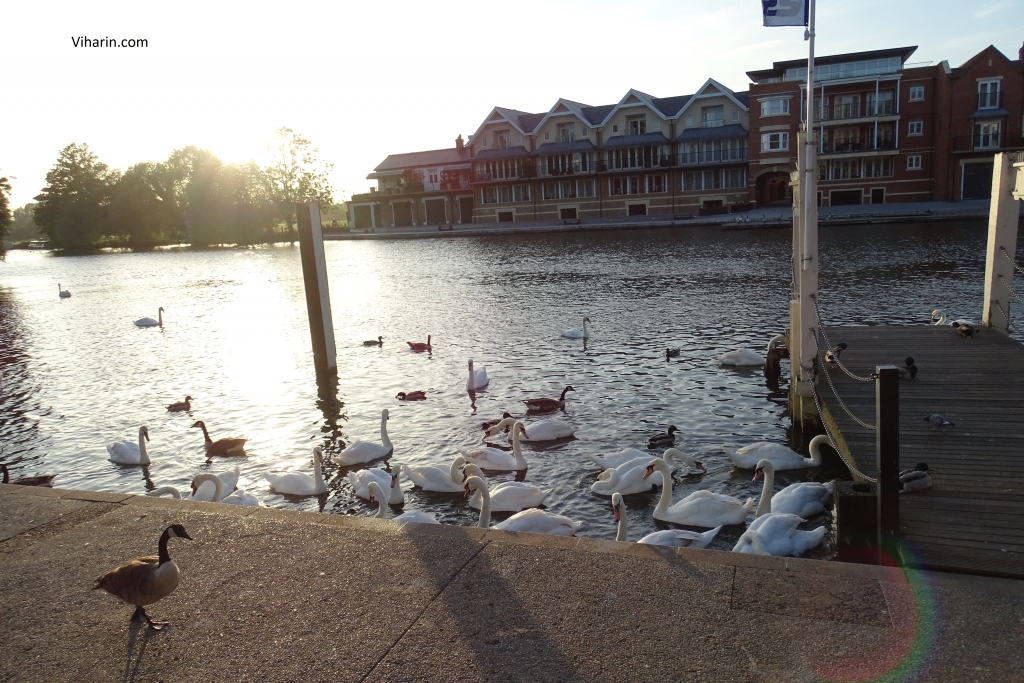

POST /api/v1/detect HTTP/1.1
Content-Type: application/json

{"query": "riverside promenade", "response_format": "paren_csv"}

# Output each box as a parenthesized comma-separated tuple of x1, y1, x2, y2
(328, 199, 1015, 242)
(2, 484, 1023, 682)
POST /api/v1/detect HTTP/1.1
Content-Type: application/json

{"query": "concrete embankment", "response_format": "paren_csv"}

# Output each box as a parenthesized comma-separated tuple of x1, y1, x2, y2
(2, 483, 1021, 682)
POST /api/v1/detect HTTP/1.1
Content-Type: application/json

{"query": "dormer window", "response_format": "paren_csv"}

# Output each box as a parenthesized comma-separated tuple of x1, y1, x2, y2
(557, 123, 575, 143)
(627, 115, 646, 135)
(495, 129, 512, 149)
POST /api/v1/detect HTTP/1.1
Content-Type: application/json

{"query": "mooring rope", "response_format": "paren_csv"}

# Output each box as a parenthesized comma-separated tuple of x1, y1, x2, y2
(814, 339, 878, 430)
(809, 382, 877, 484)
(1001, 247, 1024, 276)
(810, 293, 876, 383)
(999, 275, 1024, 305)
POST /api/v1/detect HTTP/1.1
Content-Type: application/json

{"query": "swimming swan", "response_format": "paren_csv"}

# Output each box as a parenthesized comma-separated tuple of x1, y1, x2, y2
(461, 421, 529, 471)
(465, 476, 582, 535)
(135, 307, 165, 328)
(561, 317, 591, 339)
(722, 434, 828, 470)
(263, 447, 329, 495)
(334, 409, 393, 465)
(591, 449, 704, 496)
(461, 463, 550, 511)
(719, 335, 786, 367)
(405, 456, 467, 493)
(643, 457, 754, 527)
(751, 459, 833, 518)
(486, 416, 575, 442)
(611, 493, 721, 547)
(108, 426, 152, 465)
(733, 512, 826, 557)
(467, 359, 489, 390)
(348, 464, 405, 504)
(366, 481, 439, 524)
(58, 284, 72, 298)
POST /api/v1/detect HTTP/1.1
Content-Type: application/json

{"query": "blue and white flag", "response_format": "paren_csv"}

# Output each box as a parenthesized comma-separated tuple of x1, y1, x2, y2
(762, 0, 809, 27)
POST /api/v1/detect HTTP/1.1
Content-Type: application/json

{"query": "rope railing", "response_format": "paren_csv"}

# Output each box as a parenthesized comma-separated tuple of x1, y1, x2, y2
(1001, 247, 1024, 276)
(809, 382, 877, 484)
(812, 334, 878, 430)
(999, 275, 1024, 305)
(810, 293, 876, 383)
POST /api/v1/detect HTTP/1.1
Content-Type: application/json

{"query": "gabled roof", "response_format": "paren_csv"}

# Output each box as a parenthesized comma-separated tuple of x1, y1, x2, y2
(675, 79, 749, 117)
(529, 98, 598, 137)
(579, 104, 615, 126)
(373, 147, 472, 173)
(953, 45, 1017, 75)
(468, 106, 544, 142)
(651, 94, 694, 118)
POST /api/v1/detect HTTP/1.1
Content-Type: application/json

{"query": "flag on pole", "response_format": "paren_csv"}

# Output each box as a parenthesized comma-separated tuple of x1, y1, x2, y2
(762, 0, 809, 27)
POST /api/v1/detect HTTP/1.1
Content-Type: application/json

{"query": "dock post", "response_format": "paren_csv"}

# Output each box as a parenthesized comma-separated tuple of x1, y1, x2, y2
(789, 131, 819, 430)
(875, 365, 899, 563)
(982, 152, 1024, 334)
(296, 201, 337, 372)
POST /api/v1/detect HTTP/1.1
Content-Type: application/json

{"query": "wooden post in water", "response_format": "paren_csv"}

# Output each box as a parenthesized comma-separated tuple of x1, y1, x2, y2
(982, 152, 1024, 334)
(296, 202, 337, 372)
(875, 365, 899, 563)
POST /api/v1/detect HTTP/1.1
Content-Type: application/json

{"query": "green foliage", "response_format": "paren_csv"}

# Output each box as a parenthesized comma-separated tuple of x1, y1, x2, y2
(261, 127, 334, 231)
(0, 175, 11, 255)
(9, 203, 41, 242)
(109, 162, 182, 247)
(33, 144, 119, 249)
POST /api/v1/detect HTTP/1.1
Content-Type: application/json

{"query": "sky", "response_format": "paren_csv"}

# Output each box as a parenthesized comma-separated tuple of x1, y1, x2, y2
(3, 0, 1023, 209)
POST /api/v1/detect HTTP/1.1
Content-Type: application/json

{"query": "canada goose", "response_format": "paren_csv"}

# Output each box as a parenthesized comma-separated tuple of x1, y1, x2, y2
(167, 396, 193, 412)
(665, 347, 681, 359)
(0, 464, 56, 487)
(363, 336, 384, 346)
(93, 523, 193, 630)
(647, 425, 680, 448)
(190, 421, 247, 456)
(523, 385, 574, 413)
(480, 412, 514, 431)
(407, 335, 432, 352)
(396, 391, 426, 401)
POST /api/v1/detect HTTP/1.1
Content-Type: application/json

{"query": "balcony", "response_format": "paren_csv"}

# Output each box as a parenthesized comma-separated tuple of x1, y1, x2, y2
(977, 91, 1003, 110)
(818, 137, 897, 155)
(698, 119, 725, 128)
(804, 99, 897, 122)
(973, 131, 1001, 150)
(678, 148, 747, 165)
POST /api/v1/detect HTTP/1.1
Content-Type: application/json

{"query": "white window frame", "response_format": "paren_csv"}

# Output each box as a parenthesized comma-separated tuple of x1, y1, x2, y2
(760, 132, 789, 152)
(612, 124, 619, 133)
(907, 155, 922, 171)
(908, 120, 923, 136)
(978, 79, 1001, 109)
(581, 128, 589, 137)
(908, 85, 924, 102)
(760, 98, 790, 117)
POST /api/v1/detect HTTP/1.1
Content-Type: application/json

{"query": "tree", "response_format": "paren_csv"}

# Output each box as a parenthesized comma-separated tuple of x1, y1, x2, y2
(261, 127, 334, 233)
(0, 175, 12, 257)
(33, 144, 119, 249)
(109, 162, 182, 247)
(9, 203, 42, 242)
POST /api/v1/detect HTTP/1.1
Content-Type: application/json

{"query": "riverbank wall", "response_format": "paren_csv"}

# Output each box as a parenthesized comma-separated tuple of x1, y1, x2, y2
(3, 482, 1022, 682)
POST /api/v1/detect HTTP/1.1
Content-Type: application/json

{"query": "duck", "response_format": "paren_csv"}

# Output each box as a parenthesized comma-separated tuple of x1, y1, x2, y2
(643, 457, 754, 527)
(955, 322, 976, 337)
(485, 416, 575, 442)
(366, 481, 439, 524)
(591, 449, 705, 496)
(93, 523, 192, 630)
(611, 493, 721, 547)
(334, 409, 393, 465)
(396, 391, 426, 401)
(263, 447, 329, 496)
(363, 336, 384, 346)
(348, 464, 405, 504)
(166, 396, 193, 412)
(108, 426, 152, 465)
(467, 359, 489, 391)
(560, 317, 591, 339)
(898, 357, 918, 380)
(135, 307, 165, 328)
(751, 459, 834, 519)
(461, 463, 550, 511)
(406, 456, 466, 493)
(825, 342, 848, 365)
(523, 385, 574, 413)
(465, 476, 582, 535)
(732, 512, 825, 557)
(722, 434, 828, 470)
(461, 421, 529, 472)
(480, 412, 514, 431)
(0, 464, 56, 487)
(665, 347, 681, 359)
(647, 425, 680, 448)
(190, 421, 247, 457)
(899, 463, 932, 493)
(407, 335, 432, 352)
(58, 284, 72, 298)
(719, 334, 786, 367)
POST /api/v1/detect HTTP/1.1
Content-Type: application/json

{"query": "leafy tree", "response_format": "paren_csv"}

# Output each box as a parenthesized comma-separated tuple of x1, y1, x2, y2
(261, 127, 334, 233)
(33, 144, 119, 249)
(109, 162, 183, 247)
(9, 203, 42, 242)
(0, 175, 11, 256)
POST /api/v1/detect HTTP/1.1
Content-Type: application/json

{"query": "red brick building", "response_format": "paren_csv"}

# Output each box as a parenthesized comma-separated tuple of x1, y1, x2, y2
(746, 43, 1024, 207)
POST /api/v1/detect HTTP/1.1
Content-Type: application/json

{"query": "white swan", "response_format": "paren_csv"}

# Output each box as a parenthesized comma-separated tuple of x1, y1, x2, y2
(487, 417, 576, 442)
(334, 409, 393, 465)
(108, 426, 152, 465)
(752, 459, 833, 518)
(719, 334, 785, 367)
(644, 457, 754, 527)
(465, 476, 582, 535)
(366, 481, 439, 524)
(591, 449, 700, 496)
(188, 473, 225, 502)
(146, 486, 182, 499)
(406, 456, 466, 493)
(348, 464, 404, 504)
(467, 359, 489, 391)
(213, 465, 240, 495)
(722, 434, 828, 470)
(263, 447, 329, 496)
(733, 513, 826, 557)
(461, 464, 550, 511)
(461, 421, 529, 471)
(135, 307, 165, 328)
(561, 317, 590, 339)
(611, 493, 721, 547)
(587, 448, 653, 469)
(58, 284, 72, 298)
(221, 489, 265, 506)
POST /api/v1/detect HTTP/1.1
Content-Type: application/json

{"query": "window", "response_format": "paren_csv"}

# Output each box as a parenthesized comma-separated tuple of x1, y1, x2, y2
(544, 152, 591, 175)
(428, 169, 439, 185)
(606, 145, 664, 170)
(612, 124, 619, 133)
(722, 168, 747, 189)
(582, 128, 589, 137)
(652, 119, 661, 130)
(627, 115, 646, 135)
(908, 120, 923, 136)
(609, 177, 641, 196)
(732, 110, 739, 121)
(544, 132, 550, 140)
(974, 121, 1001, 149)
(760, 98, 790, 117)
(833, 94, 860, 120)
(701, 106, 724, 127)
(685, 115, 693, 127)
(760, 132, 789, 152)
(542, 181, 590, 200)
(867, 91, 894, 116)
(864, 157, 893, 178)
(557, 123, 575, 143)
(978, 80, 1000, 109)
(907, 155, 922, 170)
(577, 180, 595, 198)
(645, 174, 666, 193)
(909, 85, 924, 101)
(496, 129, 511, 149)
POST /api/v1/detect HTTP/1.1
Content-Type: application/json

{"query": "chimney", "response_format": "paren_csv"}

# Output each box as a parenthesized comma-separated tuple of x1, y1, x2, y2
(455, 134, 464, 150)
(1019, 41, 1023, 61)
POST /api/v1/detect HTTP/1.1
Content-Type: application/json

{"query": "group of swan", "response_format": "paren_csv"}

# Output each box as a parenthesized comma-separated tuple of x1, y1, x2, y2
(148, 465, 264, 507)
(719, 335, 786, 367)
(465, 476, 582, 535)
(590, 448, 704, 496)
(611, 493, 720, 547)
(486, 415, 575, 442)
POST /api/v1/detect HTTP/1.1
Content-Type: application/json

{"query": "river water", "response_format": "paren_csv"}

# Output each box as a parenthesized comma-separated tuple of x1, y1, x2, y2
(0, 220, 1006, 555)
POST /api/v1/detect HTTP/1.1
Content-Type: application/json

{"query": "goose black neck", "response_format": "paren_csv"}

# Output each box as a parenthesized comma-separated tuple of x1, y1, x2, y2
(560, 387, 569, 400)
(199, 423, 212, 444)
(158, 528, 173, 565)
(1, 465, 8, 484)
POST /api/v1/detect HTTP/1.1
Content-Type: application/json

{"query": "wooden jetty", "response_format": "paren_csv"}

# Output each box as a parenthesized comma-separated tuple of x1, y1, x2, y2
(816, 324, 1024, 578)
